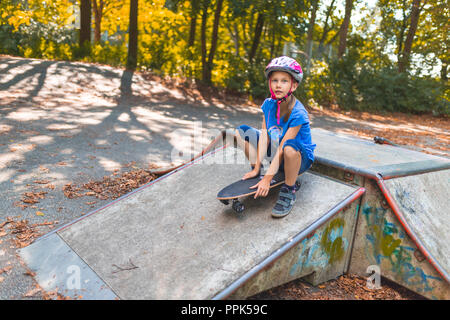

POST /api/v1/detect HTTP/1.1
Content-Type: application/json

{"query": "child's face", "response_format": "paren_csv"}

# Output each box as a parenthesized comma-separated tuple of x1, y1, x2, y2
(269, 71, 298, 99)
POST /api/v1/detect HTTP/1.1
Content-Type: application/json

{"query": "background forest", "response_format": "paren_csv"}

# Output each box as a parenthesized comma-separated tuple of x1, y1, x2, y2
(0, 0, 448, 115)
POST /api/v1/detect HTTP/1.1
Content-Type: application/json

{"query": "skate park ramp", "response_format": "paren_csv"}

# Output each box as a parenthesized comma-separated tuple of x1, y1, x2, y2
(311, 129, 450, 282)
(312, 128, 449, 178)
(309, 129, 450, 299)
(18, 128, 449, 299)
(19, 145, 363, 300)
(383, 171, 450, 280)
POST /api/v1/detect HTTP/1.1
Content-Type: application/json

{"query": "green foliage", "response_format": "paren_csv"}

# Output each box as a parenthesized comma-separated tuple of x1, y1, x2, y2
(301, 60, 335, 107)
(0, 0, 448, 115)
(322, 56, 449, 115)
(88, 42, 127, 66)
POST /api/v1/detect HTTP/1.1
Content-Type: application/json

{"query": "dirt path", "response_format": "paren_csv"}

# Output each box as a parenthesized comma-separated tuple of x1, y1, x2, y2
(0, 55, 447, 300)
(308, 107, 449, 157)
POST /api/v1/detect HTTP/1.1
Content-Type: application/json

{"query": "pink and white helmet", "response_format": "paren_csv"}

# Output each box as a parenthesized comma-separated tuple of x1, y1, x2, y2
(265, 56, 303, 83)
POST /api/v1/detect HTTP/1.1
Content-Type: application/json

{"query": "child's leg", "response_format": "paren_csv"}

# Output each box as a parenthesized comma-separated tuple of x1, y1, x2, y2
(235, 127, 258, 165)
(283, 146, 302, 186)
(272, 144, 303, 218)
(235, 125, 269, 168)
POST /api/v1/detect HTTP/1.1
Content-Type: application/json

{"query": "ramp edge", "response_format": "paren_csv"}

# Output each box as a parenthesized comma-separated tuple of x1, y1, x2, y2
(18, 233, 119, 300)
(212, 187, 366, 300)
(315, 155, 450, 180)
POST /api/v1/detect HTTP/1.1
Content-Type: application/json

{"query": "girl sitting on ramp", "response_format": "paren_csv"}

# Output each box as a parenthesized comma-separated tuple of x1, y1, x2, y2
(235, 56, 316, 218)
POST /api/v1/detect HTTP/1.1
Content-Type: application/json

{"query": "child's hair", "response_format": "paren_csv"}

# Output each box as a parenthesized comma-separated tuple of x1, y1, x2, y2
(265, 56, 303, 83)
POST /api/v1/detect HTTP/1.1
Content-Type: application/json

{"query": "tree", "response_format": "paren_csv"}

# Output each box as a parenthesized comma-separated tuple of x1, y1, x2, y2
(318, 0, 336, 56)
(398, 0, 425, 73)
(200, 0, 224, 84)
(423, 0, 449, 81)
(338, 0, 353, 58)
(248, 12, 264, 63)
(79, 0, 91, 47)
(92, 1, 121, 43)
(126, 0, 138, 71)
(92, 0, 105, 43)
(306, 0, 319, 61)
(187, 0, 200, 48)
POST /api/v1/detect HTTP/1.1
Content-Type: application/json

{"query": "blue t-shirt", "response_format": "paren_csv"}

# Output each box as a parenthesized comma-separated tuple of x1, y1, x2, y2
(261, 98, 316, 162)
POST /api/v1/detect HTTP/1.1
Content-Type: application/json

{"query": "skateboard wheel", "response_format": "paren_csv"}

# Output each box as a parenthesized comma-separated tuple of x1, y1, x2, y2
(232, 200, 245, 213)
(220, 199, 229, 205)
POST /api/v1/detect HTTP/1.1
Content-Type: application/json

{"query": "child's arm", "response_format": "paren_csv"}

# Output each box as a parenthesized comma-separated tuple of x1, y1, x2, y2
(251, 125, 301, 199)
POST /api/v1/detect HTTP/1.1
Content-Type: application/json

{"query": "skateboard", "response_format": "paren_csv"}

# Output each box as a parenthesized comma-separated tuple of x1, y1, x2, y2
(374, 136, 399, 147)
(217, 171, 301, 213)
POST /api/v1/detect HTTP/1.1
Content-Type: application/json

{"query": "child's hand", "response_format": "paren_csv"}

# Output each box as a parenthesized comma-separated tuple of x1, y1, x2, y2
(242, 168, 260, 180)
(250, 176, 271, 199)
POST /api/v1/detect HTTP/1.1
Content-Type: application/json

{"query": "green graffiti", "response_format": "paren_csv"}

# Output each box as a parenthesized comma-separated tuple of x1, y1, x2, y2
(362, 203, 442, 295)
(321, 218, 346, 264)
(382, 234, 402, 257)
(369, 224, 401, 257)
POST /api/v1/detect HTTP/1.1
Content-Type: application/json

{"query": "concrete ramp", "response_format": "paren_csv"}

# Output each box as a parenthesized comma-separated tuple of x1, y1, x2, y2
(19, 128, 449, 299)
(311, 128, 449, 178)
(310, 128, 450, 299)
(19, 146, 363, 299)
(383, 171, 450, 281)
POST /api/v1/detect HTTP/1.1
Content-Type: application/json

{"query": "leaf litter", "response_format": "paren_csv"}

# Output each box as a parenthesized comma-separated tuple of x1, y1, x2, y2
(0, 216, 58, 248)
(63, 168, 156, 201)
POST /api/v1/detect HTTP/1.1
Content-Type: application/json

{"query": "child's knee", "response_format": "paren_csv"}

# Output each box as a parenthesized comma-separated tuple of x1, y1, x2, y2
(284, 145, 300, 160)
(236, 125, 259, 146)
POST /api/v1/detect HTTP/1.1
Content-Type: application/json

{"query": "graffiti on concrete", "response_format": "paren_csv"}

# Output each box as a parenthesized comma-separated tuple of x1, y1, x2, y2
(321, 218, 347, 264)
(361, 203, 442, 295)
(290, 218, 348, 276)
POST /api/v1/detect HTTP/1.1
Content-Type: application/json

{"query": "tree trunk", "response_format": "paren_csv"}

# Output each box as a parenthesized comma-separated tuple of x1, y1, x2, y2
(232, 23, 240, 56)
(398, 0, 422, 73)
(318, 0, 335, 56)
(200, 1, 208, 82)
(187, 0, 199, 48)
(396, 4, 409, 68)
(441, 61, 448, 82)
(188, 16, 197, 47)
(92, 0, 104, 43)
(79, 0, 91, 47)
(270, 8, 277, 57)
(306, 0, 319, 71)
(126, 0, 138, 71)
(203, 0, 223, 84)
(248, 12, 264, 63)
(338, 0, 353, 58)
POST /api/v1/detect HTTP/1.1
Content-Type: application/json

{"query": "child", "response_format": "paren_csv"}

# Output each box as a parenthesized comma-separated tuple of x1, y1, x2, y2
(235, 56, 316, 218)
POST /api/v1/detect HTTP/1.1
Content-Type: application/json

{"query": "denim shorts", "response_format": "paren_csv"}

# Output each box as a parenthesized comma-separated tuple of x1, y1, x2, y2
(236, 124, 312, 174)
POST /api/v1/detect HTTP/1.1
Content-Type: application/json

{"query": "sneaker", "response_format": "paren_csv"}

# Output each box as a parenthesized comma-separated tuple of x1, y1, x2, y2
(272, 185, 296, 218)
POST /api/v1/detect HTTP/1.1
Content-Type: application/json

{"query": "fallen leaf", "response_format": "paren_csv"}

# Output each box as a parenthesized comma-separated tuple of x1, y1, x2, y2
(0, 266, 13, 274)
(24, 287, 41, 297)
(33, 180, 50, 184)
(36, 211, 45, 216)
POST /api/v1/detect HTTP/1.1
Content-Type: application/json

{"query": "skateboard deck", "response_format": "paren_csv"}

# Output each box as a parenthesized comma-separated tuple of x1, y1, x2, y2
(217, 171, 300, 213)
(373, 136, 399, 147)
